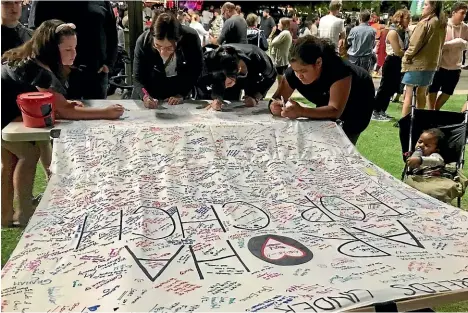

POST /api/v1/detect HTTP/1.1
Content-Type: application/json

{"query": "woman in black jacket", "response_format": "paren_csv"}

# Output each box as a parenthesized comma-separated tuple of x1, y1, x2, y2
(132, 12, 203, 107)
(199, 44, 276, 110)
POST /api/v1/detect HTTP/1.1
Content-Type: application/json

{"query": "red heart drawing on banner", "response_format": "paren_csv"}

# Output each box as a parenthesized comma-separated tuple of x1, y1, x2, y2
(261, 238, 306, 260)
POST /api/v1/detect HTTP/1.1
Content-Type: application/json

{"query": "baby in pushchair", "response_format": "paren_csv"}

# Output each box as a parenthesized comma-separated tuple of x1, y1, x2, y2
(405, 128, 466, 203)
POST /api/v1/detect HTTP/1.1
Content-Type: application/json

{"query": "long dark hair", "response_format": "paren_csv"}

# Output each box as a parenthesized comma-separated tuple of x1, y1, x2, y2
(206, 46, 240, 79)
(425, 1, 447, 27)
(2, 19, 76, 81)
(289, 35, 338, 65)
(151, 11, 182, 42)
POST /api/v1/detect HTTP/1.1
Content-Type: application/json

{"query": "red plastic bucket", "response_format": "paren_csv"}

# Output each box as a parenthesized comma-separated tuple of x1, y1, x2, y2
(16, 92, 55, 128)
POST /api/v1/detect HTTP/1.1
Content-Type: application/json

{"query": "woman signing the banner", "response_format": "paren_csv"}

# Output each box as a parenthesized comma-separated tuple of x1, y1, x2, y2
(269, 36, 375, 145)
(199, 44, 277, 110)
(132, 11, 204, 108)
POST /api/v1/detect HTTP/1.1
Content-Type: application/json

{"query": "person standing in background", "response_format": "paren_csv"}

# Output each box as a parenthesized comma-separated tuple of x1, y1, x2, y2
(210, 8, 223, 38)
(288, 12, 299, 40)
(2, 0, 32, 55)
(299, 19, 313, 37)
(401, 0, 447, 117)
(427, 2, 468, 111)
(260, 9, 276, 40)
(235, 5, 244, 19)
(1, 0, 39, 227)
(373, 9, 410, 121)
(319, 0, 346, 52)
(347, 11, 376, 73)
(190, 13, 209, 46)
(19, 0, 30, 26)
(311, 15, 319, 37)
(29, 0, 118, 100)
(271, 17, 292, 85)
(246, 13, 268, 51)
(210, 2, 247, 45)
(374, 20, 390, 78)
(201, 6, 213, 31)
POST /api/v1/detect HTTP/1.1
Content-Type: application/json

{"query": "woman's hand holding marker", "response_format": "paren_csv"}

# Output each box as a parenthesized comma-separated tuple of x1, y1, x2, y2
(142, 88, 158, 109)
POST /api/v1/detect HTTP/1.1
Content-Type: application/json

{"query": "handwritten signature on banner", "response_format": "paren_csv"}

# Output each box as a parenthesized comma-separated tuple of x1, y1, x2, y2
(1, 104, 468, 312)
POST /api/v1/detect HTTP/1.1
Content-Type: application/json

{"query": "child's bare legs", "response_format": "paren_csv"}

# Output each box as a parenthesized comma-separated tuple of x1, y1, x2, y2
(1, 146, 18, 227)
(2, 140, 40, 226)
(36, 141, 52, 180)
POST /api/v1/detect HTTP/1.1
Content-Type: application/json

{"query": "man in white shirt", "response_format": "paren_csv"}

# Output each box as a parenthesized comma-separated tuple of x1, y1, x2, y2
(201, 6, 213, 31)
(319, 0, 345, 52)
(311, 15, 319, 37)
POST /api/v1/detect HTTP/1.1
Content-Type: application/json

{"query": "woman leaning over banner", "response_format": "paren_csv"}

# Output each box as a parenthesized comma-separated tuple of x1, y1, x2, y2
(199, 44, 277, 110)
(131, 11, 204, 108)
(268, 36, 375, 145)
(1, 20, 124, 227)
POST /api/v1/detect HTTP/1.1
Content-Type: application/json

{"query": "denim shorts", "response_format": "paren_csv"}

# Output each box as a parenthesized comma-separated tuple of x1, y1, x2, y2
(402, 71, 436, 87)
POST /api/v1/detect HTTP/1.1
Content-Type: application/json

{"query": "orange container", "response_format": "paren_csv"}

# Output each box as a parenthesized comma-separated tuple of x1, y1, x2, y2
(16, 92, 55, 128)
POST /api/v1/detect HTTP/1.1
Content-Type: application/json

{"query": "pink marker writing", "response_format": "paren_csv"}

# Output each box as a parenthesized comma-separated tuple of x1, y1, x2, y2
(141, 88, 155, 102)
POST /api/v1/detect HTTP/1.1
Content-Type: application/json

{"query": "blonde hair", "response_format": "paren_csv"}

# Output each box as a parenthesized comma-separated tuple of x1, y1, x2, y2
(392, 9, 410, 28)
(191, 13, 200, 22)
(329, 0, 342, 12)
(246, 13, 257, 27)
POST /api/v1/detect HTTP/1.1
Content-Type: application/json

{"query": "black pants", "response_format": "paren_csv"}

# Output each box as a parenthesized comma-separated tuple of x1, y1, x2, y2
(374, 55, 403, 112)
(69, 70, 109, 100)
(345, 131, 360, 145)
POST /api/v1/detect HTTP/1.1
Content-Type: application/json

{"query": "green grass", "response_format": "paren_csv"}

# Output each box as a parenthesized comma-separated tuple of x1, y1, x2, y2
(2, 95, 468, 310)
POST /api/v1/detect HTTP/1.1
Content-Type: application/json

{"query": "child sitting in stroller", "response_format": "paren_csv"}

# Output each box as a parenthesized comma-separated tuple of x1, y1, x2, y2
(406, 128, 466, 203)
(407, 128, 445, 176)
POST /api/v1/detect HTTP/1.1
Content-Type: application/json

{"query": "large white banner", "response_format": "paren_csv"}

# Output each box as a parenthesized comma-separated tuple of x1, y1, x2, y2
(2, 103, 468, 312)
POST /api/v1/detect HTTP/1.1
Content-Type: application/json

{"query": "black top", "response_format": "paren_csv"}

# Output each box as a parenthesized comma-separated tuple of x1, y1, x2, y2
(1, 60, 67, 129)
(285, 57, 374, 134)
(1, 24, 33, 55)
(218, 15, 248, 44)
(131, 27, 203, 100)
(29, 1, 118, 72)
(203, 44, 276, 101)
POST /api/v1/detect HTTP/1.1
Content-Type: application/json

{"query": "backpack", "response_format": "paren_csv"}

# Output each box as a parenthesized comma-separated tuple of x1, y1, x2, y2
(247, 28, 269, 51)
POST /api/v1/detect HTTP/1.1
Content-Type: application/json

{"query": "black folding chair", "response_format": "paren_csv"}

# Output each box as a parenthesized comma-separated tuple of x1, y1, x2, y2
(398, 96, 468, 207)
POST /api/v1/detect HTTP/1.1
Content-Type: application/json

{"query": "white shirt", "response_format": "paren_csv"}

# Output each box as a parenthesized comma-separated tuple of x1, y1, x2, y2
(319, 14, 345, 50)
(385, 30, 404, 56)
(299, 27, 311, 37)
(190, 21, 209, 46)
(201, 10, 213, 25)
(311, 24, 319, 37)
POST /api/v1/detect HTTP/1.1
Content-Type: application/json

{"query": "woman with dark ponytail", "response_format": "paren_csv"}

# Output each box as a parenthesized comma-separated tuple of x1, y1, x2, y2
(269, 35, 375, 145)
(198, 43, 276, 110)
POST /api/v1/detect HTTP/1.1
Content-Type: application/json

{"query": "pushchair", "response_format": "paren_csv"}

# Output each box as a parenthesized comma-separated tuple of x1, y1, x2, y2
(107, 45, 133, 99)
(398, 102, 468, 207)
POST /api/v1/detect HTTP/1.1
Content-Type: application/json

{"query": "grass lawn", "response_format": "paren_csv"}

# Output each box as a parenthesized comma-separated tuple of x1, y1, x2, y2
(1, 95, 467, 310)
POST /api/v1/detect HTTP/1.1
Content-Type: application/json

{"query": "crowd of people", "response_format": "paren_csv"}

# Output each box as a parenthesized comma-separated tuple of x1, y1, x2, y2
(1, 0, 468, 226)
